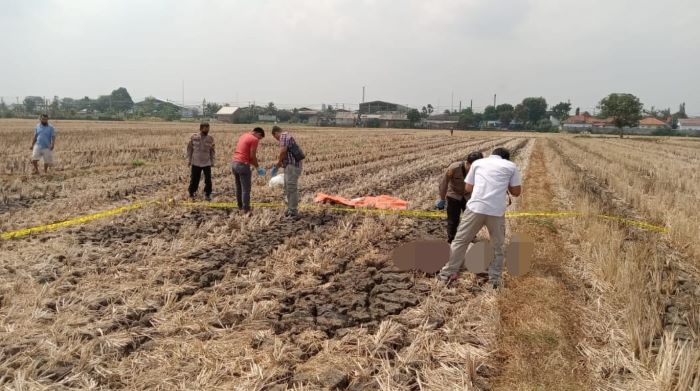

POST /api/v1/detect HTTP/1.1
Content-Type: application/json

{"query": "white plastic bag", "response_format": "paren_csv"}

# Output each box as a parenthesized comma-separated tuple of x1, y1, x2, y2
(268, 173, 285, 188)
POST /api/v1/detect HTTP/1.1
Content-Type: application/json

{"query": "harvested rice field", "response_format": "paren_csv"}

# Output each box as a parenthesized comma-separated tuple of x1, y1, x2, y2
(0, 119, 698, 390)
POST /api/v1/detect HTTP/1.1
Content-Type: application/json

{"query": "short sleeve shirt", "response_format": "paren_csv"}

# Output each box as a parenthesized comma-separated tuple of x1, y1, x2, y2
(233, 132, 259, 164)
(465, 155, 522, 216)
(35, 124, 55, 149)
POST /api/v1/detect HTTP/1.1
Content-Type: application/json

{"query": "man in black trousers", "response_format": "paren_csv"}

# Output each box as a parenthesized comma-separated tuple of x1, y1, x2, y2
(436, 151, 483, 243)
(186, 122, 215, 201)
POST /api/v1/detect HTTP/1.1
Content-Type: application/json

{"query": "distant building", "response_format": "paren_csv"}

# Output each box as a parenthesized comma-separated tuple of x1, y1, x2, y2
(561, 112, 613, 131)
(638, 117, 668, 130)
(360, 113, 409, 128)
(678, 118, 700, 136)
(133, 97, 199, 117)
(424, 114, 459, 129)
(484, 120, 502, 128)
(173, 103, 200, 118)
(359, 100, 410, 115)
(335, 112, 358, 127)
(216, 106, 239, 123)
(549, 115, 561, 128)
(258, 114, 277, 122)
(297, 107, 319, 123)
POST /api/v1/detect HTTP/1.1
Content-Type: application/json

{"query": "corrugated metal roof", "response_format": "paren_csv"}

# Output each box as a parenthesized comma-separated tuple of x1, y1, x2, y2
(427, 114, 460, 121)
(335, 112, 357, 119)
(360, 114, 408, 120)
(679, 118, 700, 126)
(216, 106, 239, 115)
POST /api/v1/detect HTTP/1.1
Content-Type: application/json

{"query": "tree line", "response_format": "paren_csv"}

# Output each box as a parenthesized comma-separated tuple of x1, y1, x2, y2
(0, 89, 690, 137)
(405, 94, 689, 136)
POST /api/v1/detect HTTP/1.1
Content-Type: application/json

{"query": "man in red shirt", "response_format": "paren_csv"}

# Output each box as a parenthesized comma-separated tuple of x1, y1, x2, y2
(232, 127, 265, 213)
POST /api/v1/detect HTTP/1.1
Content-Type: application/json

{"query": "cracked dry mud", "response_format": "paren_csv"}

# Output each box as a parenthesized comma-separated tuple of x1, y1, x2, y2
(274, 264, 431, 337)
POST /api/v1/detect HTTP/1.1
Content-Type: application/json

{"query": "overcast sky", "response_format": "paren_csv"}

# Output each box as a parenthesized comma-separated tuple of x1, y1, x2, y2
(1, 0, 698, 114)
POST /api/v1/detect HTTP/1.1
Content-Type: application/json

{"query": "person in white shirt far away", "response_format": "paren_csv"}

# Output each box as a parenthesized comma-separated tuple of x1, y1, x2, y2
(438, 147, 523, 289)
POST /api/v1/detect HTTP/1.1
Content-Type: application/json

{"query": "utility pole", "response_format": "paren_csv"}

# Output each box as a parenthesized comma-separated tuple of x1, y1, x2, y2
(459, 100, 462, 112)
(470, 99, 473, 110)
(451, 91, 454, 113)
(493, 94, 497, 108)
(362, 86, 365, 103)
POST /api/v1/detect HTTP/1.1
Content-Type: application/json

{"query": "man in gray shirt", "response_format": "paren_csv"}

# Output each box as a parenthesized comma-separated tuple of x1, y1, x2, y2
(186, 122, 215, 201)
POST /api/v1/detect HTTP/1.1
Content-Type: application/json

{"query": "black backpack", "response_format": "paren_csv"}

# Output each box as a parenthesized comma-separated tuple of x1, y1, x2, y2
(289, 142, 305, 161)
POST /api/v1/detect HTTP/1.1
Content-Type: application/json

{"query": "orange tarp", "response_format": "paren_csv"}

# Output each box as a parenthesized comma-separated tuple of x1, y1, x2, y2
(314, 193, 409, 210)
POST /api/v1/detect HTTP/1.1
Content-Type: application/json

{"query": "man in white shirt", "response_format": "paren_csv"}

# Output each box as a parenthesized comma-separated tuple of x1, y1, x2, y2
(438, 147, 523, 288)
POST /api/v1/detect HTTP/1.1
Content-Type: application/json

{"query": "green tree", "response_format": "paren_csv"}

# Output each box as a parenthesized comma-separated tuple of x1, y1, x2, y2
(94, 95, 112, 113)
(458, 108, 476, 129)
(676, 102, 688, 119)
(550, 102, 572, 121)
(427, 104, 434, 116)
(204, 102, 222, 117)
(49, 96, 60, 117)
(23, 97, 37, 114)
(407, 109, 421, 127)
(514, 104, 528, 125)
(0, 99, 10, 118)
(535, 118, 555, 132)
(277, 109, 293, 122)
(110, 87, 133, 112)
(77, 96, 92, 111)
(473, 112, 484, 128)
(483, 105, 498, 121)
(598, 93, 643, 138)
(421, 106, 428, 118)
(61, 98, 76, 112)
(521, 97, 548, 125)
(266, 102, 277, 115)
(496, 103, 514, 125)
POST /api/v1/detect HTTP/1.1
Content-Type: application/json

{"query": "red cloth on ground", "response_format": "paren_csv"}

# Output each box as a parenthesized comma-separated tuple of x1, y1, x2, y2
(314, 193, 409, 210)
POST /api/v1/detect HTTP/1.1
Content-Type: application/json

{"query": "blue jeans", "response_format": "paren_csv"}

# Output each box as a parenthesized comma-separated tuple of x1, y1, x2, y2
(232, 162, 252, 211)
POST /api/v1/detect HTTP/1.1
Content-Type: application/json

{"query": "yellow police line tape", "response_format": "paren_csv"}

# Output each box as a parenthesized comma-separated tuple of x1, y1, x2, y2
(0, 202, 152, 240)
(0, 201, 668, 240)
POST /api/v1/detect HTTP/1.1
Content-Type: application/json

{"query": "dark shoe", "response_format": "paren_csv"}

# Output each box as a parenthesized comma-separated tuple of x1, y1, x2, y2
(491, 281, 504, 290)
(189, 194, 196, 201)
(205, 194, 212, 201)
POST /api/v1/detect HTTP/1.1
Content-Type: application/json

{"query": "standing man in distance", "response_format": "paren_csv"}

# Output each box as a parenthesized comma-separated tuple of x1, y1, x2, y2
(271, 126, 304, 217)
(232, 127, 266, 213)
(438, 147, 522, 288)
(186, 122, 215, 201)
(436, 151, 484, 243)
(30, 114, 56, 175)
